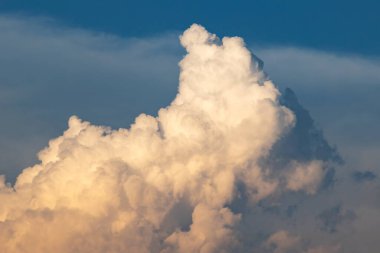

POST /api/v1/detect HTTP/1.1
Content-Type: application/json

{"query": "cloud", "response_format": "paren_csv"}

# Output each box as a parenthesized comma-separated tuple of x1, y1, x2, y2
(317, 204, 356, 233)
(255, 46, 380, 171)
(277, 88, 341, 164)
(285, 160, 325, 194)
(352, 170, 377, 183)
(0, 15, 181, 182)
(0, 14, 379, 253)
(264, 230, 301, 253)
(306, 244, 341, 253)
(262, 230, 341, 253)
(0, 23, 338, 253)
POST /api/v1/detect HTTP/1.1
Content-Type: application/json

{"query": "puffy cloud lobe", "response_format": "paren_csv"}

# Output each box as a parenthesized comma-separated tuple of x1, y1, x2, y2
(0, 24, 329, 253)
(163, 204, 241, 253)
(286, 160, 325, 194)
(264, 230, 301, 253)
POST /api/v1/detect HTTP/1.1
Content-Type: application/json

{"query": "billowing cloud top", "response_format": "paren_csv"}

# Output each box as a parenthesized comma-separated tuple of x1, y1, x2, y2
(0, 24, 332, 253)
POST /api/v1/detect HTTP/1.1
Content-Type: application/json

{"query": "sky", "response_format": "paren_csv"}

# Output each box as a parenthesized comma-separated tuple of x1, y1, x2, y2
(1, 0, 380, 56)
(0, 1, 379, 253)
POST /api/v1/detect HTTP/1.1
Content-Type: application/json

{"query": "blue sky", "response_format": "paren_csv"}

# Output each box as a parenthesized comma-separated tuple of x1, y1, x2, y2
(0, 2, 379, 252)
(1, 0, 380, 56)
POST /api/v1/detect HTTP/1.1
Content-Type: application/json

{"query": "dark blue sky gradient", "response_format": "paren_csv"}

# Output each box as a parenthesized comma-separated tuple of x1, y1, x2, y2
(1, 0, 379, 56)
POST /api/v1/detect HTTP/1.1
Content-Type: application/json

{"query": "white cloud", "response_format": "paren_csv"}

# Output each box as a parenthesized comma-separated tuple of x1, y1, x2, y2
(0, 14, 379, 253)
(0, 23, 300, 253)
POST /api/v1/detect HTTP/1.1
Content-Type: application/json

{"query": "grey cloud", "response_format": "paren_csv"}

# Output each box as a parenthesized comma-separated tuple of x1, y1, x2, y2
(317, 204, 356, 233)
(257, 87, 341, 197)
(352, 171, 377, 183)
(255, 47, 380, 171)
(278, 88, 341, 164)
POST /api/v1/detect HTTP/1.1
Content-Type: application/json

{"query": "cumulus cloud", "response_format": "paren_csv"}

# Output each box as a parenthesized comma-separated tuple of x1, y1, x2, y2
(264, 230, 301, 253)
(256, 47, 380, 172)
(0, 23, 340, 253)
(286, 160, 325, 194)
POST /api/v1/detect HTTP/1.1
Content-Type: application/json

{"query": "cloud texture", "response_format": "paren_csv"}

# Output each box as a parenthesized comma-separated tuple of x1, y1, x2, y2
(0, 24, 337, 253)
